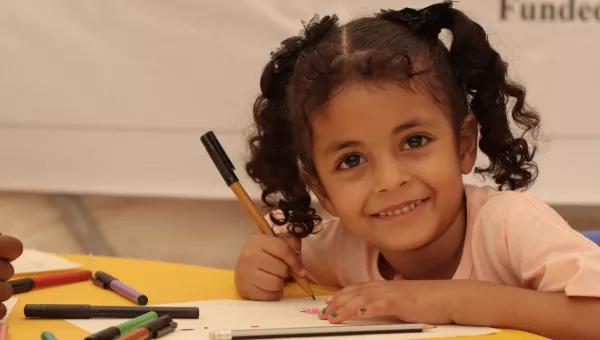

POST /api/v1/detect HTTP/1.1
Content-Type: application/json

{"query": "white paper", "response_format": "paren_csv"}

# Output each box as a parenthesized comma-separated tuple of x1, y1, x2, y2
(13, 249, 82, 275)
(1, 298, 18, 322)
(68, 297, 499, 339)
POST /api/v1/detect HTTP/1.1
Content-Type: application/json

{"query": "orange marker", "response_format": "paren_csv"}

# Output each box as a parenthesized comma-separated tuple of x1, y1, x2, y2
(115, 315, 176, 340)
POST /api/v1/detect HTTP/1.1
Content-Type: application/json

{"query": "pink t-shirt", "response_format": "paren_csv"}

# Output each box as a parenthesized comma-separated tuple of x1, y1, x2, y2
(276, 185, 600, 297)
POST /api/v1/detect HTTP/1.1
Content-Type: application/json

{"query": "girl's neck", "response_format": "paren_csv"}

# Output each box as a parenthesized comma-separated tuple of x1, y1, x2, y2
(378, 202, 467, 281)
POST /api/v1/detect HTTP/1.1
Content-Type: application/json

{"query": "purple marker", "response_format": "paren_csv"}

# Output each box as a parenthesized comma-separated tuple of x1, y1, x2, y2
(91, 271, 148, 306)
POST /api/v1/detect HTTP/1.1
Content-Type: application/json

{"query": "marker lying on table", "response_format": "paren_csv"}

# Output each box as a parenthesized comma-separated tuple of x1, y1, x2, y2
(9, 270, 92, 294)
(115, 315, 177, 340)
(92, 271, 148, 306)
(209, 323, 435, 340)
(41, 331, 58, 340)
(85, 311, 158, 340)
(201, 131, 315, 300)
(24, 304, 199, 319)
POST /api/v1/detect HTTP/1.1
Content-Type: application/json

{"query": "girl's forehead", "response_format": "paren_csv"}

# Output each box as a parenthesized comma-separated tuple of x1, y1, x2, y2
(314, 81, 447, 129)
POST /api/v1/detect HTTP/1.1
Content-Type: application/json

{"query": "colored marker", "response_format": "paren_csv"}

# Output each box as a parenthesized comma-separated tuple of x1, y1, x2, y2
(85, 311, 158, 340)
(9, 270, 92, 294)
(92, 271, 148, 305)
(0, 322, 7, 340)
(24, 304, 199, 319)
(41, 331, 58, 340)
(122, 322, 177, 340)
(115, 316, 177, 340)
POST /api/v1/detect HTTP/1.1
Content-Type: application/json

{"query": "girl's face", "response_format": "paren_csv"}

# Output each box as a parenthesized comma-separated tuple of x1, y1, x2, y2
(311, 81, 477, 252)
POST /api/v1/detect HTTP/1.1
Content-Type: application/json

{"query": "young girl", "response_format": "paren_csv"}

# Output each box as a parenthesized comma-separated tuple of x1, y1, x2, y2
(234, 1, 600, 338)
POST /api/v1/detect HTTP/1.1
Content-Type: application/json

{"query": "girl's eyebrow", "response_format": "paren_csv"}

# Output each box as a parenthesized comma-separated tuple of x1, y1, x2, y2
(323, 140, 362, 157)
(392, 120, 421, 135)
(323, 120, 424, 156)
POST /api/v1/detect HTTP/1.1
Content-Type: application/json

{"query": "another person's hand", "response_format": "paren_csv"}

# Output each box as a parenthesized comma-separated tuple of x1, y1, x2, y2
(235, 233, 305, 301)
(0, 234, 24, 318)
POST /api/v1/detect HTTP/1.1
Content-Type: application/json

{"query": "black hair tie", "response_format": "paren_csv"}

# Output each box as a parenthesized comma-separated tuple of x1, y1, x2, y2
(269, 14, 339, 74)
(378, 0, 455, 38)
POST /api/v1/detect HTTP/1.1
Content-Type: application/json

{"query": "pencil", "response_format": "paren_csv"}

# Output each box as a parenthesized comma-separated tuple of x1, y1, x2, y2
(209, 323, 435, 340)
(201, 131, 315, 300)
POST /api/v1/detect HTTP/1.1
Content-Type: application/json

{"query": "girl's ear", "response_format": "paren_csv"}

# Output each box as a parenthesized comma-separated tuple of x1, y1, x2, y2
(459, 114, 478, 175)
(300, 169, 338, 217)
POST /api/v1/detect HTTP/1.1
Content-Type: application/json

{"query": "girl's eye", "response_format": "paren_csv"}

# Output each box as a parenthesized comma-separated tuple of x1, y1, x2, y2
(338, 154, 365, 170)
(402, 135, 430, 150)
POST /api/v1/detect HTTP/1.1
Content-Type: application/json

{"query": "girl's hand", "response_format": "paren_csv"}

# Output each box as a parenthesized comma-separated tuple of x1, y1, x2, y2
(319, 280, 468, 325)
(234, 233, 305, 301)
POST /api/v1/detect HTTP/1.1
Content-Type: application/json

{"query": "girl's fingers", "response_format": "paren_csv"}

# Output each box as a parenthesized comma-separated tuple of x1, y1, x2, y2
(327, 281, 388, 304)
(356, 298, 397, 319)
(253, 269, 285, 292)
(325, 294, 372, 324)
(255, 252, 289, 279)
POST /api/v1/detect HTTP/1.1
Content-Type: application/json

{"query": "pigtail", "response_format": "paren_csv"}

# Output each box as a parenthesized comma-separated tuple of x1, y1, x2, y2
(378, 1, 541, 191)
(444, 7, 541, 191)
(245, 15, 338, 237)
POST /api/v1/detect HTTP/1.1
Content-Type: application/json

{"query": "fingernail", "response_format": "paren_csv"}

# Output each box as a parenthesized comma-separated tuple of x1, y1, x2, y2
(330, 312, 338, 318)
(321, 308, 327, 314)
(360, 308, 367, 313)
(298, 268, 306, 277)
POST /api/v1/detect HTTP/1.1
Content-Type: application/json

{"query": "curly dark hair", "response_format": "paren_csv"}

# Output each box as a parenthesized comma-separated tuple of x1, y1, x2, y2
(246, 1, 541, 238)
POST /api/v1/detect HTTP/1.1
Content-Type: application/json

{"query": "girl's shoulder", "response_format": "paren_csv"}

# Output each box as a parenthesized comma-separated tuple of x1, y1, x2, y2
(463, 186, 600, 296)
(464, 184, 569, 231)
(464, 184, 595, 256)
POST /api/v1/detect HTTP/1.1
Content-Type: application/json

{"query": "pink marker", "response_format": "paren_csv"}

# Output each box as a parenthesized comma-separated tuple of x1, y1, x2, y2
(92, 271, 148, 306)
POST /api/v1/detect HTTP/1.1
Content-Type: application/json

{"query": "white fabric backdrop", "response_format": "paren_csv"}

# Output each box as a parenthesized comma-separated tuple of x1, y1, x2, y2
(0, 0, 598, 204)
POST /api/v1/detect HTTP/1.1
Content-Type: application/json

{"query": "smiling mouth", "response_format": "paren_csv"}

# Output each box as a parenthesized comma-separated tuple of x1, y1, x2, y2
(372, 198, 429, 217)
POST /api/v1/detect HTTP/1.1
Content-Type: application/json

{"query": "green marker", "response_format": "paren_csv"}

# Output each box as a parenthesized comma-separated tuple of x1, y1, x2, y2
(41, 331, 58, 340)
(85, 311, 158, 340)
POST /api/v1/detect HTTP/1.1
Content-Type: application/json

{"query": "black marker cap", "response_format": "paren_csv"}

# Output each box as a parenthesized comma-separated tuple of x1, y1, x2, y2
(155, 321, 178, 338)
(84, 326, 120, 340)
(91, 271, 116, 289)
(201, 131, 238, 186)
(144, 315, 172, 333)
(8, 278, 34, 294)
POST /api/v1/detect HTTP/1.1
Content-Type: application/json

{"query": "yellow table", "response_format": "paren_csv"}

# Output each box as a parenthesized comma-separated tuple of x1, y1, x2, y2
(7, 255, 546, 339)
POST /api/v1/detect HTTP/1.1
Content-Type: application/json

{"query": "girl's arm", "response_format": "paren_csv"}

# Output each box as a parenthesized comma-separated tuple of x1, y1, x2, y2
(450, 280, 600, 340)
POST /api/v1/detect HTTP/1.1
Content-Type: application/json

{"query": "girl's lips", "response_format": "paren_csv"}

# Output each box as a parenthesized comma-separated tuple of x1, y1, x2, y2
(372, 198, 430, 222)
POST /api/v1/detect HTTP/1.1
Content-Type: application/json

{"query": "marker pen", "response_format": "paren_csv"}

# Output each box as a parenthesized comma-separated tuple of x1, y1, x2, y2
(91, 271, 148, 305)
(24, 304, 200, 319)
(85, 311, 158, 340)
(10, 270, 93, 294)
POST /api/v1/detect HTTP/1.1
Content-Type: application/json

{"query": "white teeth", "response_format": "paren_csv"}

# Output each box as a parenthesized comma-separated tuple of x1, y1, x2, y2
(378, 200, 423, 217)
